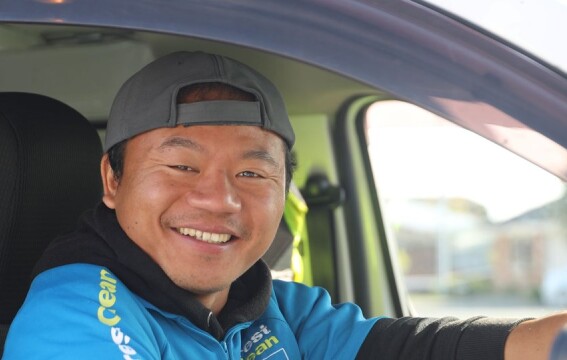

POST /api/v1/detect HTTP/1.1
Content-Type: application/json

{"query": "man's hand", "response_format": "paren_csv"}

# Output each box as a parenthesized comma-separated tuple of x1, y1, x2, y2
(505, 313, 567, 359)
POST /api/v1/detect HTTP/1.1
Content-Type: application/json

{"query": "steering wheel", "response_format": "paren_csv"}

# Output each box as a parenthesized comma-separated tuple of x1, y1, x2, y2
(550, 325, 567, 360)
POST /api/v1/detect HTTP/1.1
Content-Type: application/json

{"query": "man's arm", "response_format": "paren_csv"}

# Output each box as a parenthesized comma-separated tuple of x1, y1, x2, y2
(505, 313, 567, 360)
(356, 316, 525, 360)
(4, 264, 161, 359)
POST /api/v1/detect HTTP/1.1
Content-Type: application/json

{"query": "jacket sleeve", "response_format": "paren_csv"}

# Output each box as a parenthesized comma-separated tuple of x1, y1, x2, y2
(3, 264, 162, 359)
(272, 280, 381, 359)
(356, 316, 528, 360)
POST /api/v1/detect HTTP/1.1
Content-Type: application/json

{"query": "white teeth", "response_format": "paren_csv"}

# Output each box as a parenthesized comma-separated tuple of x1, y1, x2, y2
(177, 227, 231, 243)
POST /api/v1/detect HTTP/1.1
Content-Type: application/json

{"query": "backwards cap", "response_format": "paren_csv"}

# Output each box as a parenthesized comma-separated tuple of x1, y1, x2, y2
(104, 51, 294, 151)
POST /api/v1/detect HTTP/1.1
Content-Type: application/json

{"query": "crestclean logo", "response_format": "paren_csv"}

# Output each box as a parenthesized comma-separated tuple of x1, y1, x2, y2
(241, 324, 284, 360)
(97, 268, 141, 360)
(98, 269, 121, 326)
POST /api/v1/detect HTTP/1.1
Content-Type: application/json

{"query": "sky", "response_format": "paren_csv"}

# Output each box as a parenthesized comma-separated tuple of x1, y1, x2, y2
(424, 0, 567, 73)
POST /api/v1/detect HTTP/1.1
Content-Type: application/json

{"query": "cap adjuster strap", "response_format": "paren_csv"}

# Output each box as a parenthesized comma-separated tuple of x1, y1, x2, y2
(176, 100, 263, 126)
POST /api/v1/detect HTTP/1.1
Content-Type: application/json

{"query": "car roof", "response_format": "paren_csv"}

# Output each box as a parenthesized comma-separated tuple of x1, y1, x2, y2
(1, 0, 567, 179)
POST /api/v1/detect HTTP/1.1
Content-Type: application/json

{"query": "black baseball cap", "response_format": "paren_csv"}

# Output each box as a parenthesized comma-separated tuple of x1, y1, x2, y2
(104, 51, 294, 151)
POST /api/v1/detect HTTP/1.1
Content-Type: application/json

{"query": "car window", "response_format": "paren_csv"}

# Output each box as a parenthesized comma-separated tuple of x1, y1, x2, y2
(364, 100, 567, 318)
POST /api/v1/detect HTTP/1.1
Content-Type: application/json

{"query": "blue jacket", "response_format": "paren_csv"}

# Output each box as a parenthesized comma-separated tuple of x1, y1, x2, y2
(4, 204, 520, 360)
(4, 264, 378, 359)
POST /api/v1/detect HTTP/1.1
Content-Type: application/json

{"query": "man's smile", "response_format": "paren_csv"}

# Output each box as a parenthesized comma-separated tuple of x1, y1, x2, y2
(176, 227, 232, 243)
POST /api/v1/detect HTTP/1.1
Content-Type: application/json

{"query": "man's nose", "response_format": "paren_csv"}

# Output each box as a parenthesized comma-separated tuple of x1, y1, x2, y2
(185, 171, 242, 213)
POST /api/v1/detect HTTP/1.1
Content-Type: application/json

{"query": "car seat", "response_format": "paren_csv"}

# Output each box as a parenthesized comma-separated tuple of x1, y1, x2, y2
(0, 92, 103, 354)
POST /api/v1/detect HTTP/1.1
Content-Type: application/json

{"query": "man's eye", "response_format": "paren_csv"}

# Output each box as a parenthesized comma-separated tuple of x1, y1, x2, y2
(170, 165, 193, 171)
(239, 171, 259, 178)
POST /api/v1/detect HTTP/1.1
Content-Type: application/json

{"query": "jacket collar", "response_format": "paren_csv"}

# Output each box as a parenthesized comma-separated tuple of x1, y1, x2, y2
(34, 202, 273, 339)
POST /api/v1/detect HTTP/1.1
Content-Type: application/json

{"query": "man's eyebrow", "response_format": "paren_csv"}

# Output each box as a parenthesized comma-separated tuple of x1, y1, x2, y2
(242, 149, 280, 168)
(157, 136, 204, 152)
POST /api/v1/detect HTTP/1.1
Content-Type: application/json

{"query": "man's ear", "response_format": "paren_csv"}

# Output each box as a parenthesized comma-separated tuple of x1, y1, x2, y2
(101, 154, 119, 209)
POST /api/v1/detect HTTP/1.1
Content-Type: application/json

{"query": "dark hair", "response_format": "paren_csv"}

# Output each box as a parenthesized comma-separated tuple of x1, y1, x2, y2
(107, 82, 295, 192)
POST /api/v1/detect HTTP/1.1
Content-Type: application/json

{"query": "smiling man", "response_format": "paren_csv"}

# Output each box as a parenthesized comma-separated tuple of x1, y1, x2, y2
(3, 51, 566, 359)
(102, 100, 287, 315)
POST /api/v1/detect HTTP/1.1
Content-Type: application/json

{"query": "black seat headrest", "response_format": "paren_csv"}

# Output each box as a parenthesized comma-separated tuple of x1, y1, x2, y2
(0, 92, 103, 325)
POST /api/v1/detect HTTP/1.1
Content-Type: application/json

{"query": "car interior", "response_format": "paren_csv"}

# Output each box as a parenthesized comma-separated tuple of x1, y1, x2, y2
(0, 23, 399, 353)
(1, 4, 567, 354)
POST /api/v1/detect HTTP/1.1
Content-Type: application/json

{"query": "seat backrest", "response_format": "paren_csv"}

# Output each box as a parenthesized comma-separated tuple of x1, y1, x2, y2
(0, 92, 103, 353)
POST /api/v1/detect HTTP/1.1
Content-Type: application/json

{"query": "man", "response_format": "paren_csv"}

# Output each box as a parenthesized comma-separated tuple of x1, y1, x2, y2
(3, 51, 566, 359)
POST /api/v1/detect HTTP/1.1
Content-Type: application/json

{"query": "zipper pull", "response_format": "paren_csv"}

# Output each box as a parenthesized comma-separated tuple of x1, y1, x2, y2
(221, 340, 229, 358)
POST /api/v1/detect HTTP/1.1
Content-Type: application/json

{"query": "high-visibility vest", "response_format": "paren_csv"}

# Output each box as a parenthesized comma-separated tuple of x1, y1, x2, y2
(284, 183, 313, 285)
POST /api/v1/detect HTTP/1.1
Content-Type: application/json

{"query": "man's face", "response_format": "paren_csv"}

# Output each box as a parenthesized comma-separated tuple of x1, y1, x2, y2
(102, 125, 286, 298)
